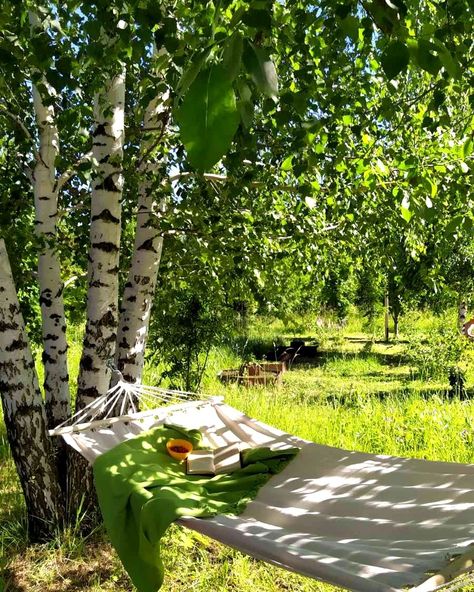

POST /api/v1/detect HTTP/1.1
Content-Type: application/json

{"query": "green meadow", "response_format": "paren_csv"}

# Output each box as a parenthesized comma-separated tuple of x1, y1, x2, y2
(2, 310, 474, 592)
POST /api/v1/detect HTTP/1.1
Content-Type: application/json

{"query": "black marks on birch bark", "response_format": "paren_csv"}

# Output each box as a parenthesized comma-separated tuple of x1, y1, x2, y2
(0, 320, 19, 331)
(78, 386, 100, 400)
(133, 275, 151, 285)
(138, 238, 158, 252)
(91, 242, 119, 253)
(6, 338, 28, 352)
(39, 290, 53, 307)
(99, 310, 115, 328)
(91, 209, 120, 224)
(90, 279, 108, 288)
(80, 355, 99, 373)
(0, 379, 25, 394)
(92, 123, 113, 138)
(42, 351, 57, 364)
(94, 175, 120, 193)
(44, 334, 59, 341)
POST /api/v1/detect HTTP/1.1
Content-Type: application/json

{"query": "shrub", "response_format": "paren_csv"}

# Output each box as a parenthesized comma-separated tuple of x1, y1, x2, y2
(405, 325, 466, 382)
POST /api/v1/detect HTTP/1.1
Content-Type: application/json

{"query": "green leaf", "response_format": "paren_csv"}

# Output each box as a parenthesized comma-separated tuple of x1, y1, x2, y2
(243, 42, 278, 100)
(416, 40, 441, 76)
(463, 138, 474, 158)
(375, 158, 389, 175)
(445, 215, 464, 235)
(222, 32, 243, 82)
(381, 40, 409, 79)
(281, 155, 293, 171)
(401, 196, 412, 222)
(176, 65, 240, 171)
(341, 15, 360, 43)
(178, 50, 209, 97)
(236, 81, 254, 128)
(242, 9, 272, 30)
(401, 205, 412, 222)
(435, 42, 462, 79)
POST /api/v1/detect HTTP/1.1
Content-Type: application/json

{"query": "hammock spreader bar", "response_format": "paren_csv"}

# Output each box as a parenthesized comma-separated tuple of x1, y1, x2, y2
(52, 382, 474, 592)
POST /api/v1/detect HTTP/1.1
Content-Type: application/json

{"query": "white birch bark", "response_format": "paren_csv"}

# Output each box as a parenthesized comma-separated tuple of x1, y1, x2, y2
(0, 239, 62, 539)
(76, 68, 126, 407)
(29, 11, 70, 428)
(115, 95, 168, 383)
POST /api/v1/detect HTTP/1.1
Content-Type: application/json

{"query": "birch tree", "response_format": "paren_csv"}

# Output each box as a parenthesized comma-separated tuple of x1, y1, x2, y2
(115, 91, 169, 384)
(76, 66, 126, 408)
(0, 239, 62, 539)
(29, 11, 70, 429)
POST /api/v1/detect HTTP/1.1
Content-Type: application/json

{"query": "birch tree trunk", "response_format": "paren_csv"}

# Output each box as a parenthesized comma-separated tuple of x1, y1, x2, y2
(29, 11, 70, 429)
(0, 239, 62, 540)
(69, 68, 126, 524)
(115, 95, 168, 383)
(76, 69, 126, 408)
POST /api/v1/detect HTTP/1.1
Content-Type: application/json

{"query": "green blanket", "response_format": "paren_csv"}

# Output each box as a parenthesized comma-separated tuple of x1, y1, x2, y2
(93, 424, 299, 592)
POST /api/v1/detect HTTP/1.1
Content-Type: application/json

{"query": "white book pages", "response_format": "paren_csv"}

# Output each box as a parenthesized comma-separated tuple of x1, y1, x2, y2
(214, 443, 241, 475)
(186, 444, 242, 475)
(186, 450, 215, 475)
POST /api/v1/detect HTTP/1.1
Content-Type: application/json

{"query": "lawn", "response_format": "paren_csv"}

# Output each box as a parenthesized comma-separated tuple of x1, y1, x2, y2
(1, 310, 474, 592)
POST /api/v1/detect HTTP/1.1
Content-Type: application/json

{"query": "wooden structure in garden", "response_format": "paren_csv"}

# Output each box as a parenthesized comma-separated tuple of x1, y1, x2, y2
(218, 361, 285, 387)
(264, 339, 319, 365)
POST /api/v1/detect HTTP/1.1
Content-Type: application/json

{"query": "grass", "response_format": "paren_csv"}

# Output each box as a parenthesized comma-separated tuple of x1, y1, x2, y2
(2, 309, 474, 591)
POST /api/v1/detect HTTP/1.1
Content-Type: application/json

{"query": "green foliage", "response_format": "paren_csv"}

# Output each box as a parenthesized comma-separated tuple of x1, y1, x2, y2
(381, 40, 410, 79)
(320, 267, 357, 322)
(148, 288, 235, 392)
(176, 65, 240, 170)
(405, 325, 468, 381)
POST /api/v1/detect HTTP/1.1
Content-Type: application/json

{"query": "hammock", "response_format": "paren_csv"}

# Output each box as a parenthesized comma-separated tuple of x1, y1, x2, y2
(50, 380, 474, 592)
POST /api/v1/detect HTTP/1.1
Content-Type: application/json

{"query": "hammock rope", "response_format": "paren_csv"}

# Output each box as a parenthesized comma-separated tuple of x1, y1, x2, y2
(49, 378, 216, 436)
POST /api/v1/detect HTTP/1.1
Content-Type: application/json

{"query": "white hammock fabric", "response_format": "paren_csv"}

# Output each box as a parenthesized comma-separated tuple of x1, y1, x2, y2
(52, 384, 474, 592)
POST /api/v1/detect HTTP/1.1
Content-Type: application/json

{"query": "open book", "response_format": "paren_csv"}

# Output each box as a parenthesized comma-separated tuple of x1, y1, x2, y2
(186, 443, 242, 476)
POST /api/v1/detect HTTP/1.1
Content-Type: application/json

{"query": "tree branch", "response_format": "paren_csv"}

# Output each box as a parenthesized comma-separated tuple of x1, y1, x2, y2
(0, 104, 35, 144)
(55, 150, 93, 191)
(169, 171, 302, 193)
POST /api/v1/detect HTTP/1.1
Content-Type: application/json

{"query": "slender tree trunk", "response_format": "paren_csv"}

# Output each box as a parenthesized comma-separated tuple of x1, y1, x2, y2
(0, 239, 62, 540)
(393, 313, 399, 339)
(29, 11, 70, 429)
(115, 94, 168, 384)
(384, 292, 390, 342)
(76, 69, 126, 408)
(458, 299, 467, 331)
(70, 67, 126, 523)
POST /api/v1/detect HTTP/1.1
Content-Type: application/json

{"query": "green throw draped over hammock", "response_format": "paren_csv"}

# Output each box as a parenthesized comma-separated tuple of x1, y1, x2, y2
(93, 422, 299, 592)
